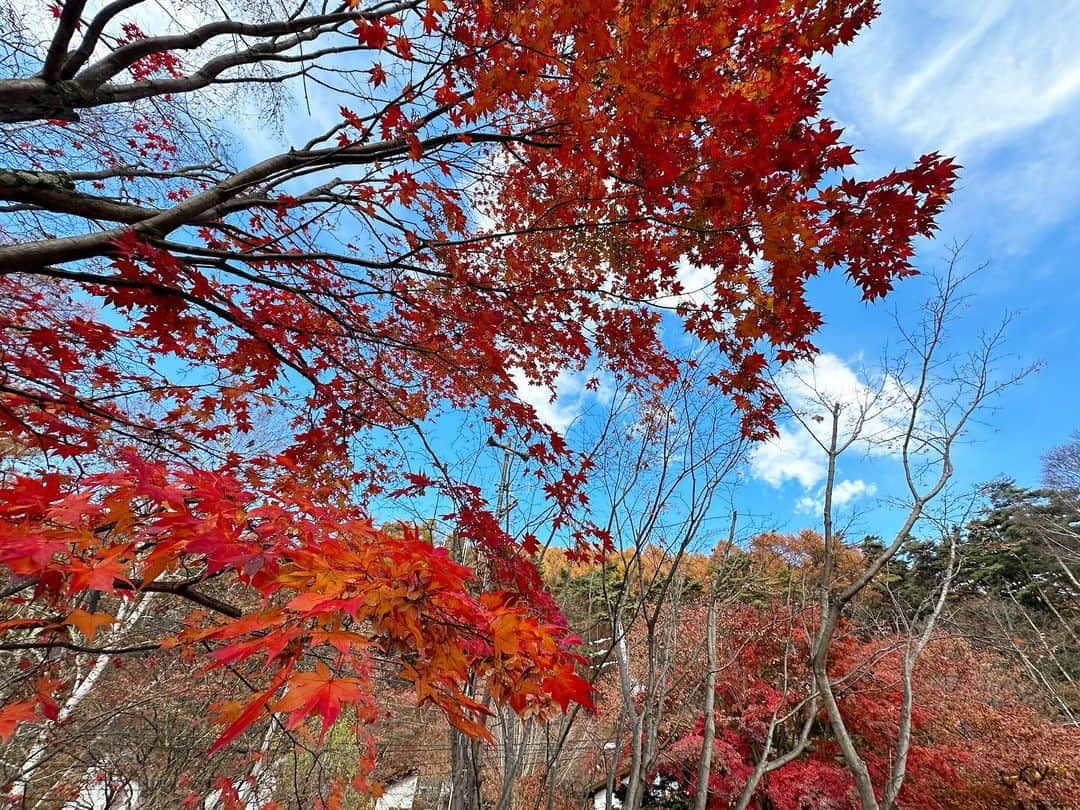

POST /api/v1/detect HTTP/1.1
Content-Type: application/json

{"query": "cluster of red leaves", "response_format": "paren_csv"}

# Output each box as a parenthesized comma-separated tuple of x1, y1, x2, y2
(0, 453, 591, 760)
(0, 677, 60, 744)
(455, 0, 957, 436)
(659, 607, 1079, 809)
(115, 22, 184, 80)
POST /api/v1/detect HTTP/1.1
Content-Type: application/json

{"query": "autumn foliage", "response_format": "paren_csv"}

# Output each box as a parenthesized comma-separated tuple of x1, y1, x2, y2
(549, 542, 1079, 810)
(659, 613, 1080, 810)
(0, 0, 961, 802)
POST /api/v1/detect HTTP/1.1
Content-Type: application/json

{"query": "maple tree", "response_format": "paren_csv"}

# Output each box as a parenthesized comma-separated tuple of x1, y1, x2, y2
(660, 604, 1080, 810)
(0, 0, 958, 801)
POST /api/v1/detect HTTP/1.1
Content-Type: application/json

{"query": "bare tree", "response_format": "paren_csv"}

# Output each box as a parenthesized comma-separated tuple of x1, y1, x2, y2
(690, 513, 740, 810)
(578, 356, 745, 810)
(769, 252, 1033, 810)
(1043, 432, 1080, 492)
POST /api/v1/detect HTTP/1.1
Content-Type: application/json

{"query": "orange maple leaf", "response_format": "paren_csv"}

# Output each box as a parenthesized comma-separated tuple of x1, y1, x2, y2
(64, 609, 115, 642)
(0, 699, 39, 742)
(273, 661, 366, 740)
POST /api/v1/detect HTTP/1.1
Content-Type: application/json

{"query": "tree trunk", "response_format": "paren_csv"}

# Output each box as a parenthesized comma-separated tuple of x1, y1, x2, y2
(621, 713, 645, 810)
(448, 728, 483, 810)
(691, 593, 717, 810)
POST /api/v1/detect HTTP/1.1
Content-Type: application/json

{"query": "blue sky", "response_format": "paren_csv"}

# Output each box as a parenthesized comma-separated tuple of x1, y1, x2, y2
(790, 0, 1080, 535)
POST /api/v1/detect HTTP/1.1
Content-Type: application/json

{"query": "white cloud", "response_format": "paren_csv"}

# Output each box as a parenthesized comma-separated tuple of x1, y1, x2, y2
(748, 353, 904, 510)
(796, 478, 878, 516)
(657, 253, 772, 314)
(826, 1, 1080, 157)
(749, 424, 825, 489)
(666, 256, 716, 309)
(510, 368, 613, 434)
(833, 478, 878, 507)
(771, 353, 910, 453)
(817, 1, 1080, 252)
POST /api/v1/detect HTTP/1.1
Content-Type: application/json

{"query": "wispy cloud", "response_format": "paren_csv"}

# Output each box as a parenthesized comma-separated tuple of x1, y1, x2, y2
(827, 1, 1080, 156)
(510, 368, 611, 434)
(821, 1, 1080, 252)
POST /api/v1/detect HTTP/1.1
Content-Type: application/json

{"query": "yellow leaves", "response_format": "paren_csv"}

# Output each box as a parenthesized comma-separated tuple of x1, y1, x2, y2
(63, 608, 114, 642)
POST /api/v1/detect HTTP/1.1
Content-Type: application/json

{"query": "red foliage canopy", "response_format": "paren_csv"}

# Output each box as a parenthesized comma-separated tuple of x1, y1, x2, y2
(0, 0, 955, 796)
(661, 609, 1080, 810)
